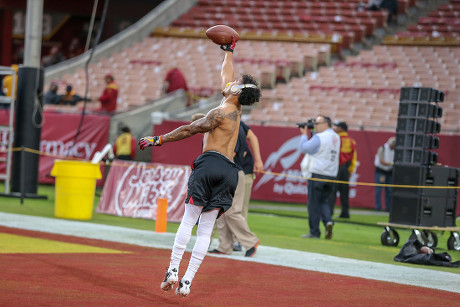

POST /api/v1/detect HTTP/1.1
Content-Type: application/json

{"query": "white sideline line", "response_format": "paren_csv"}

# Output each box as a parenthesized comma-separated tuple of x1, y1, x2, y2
(0, 212, 459, 293)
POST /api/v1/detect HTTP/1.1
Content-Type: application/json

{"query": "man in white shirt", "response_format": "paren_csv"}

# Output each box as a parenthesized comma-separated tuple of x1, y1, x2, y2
(299, 115, 340, 239)
(374, 136, 395, 211)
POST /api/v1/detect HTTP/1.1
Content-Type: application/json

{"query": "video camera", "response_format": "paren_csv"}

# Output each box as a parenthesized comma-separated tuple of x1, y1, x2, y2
(296, 118, 315, 129)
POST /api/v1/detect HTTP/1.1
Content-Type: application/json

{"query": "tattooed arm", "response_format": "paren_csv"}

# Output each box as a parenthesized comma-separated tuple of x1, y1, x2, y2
(138, 108, 226, 149)
(162, 108, 225, 143)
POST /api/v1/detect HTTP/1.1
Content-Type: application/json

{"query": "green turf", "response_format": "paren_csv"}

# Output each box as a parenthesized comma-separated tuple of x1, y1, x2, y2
(1, 184, 459, 274)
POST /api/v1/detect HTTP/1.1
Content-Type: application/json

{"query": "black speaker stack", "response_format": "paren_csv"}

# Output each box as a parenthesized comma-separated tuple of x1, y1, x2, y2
(390, 87, 459, 227)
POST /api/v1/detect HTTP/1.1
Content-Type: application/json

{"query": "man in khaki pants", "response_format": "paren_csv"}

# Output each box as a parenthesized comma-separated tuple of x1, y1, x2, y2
(209, 121, 263, 257)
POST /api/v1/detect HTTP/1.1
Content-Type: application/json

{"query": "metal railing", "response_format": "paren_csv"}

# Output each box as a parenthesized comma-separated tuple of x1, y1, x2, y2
(0, 66, 17, 194)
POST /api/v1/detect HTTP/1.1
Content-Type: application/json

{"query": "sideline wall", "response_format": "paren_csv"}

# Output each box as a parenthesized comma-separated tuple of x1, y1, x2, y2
(153, 120, 460, 212)
(0, 111, 110, 185)
(0, 113, 457, 213)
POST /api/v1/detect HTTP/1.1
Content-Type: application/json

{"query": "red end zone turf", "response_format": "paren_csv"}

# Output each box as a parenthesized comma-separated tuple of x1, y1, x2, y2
(1, 226, 459, 306)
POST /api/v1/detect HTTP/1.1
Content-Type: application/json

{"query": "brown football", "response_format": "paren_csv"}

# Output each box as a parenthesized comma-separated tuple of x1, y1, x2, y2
(205, 25, 240, 45)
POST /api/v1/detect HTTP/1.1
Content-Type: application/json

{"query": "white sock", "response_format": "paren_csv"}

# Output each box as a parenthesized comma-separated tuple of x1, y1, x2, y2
(169, 203, 202, 272)
(183, 209, 218, 282)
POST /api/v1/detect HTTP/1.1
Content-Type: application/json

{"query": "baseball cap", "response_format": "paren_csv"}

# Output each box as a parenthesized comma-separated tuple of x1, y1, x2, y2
(333, 121, 348, 131)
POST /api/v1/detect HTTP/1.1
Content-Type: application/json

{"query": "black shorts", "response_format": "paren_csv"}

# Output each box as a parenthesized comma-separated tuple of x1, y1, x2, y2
(186, 151, 239, 218)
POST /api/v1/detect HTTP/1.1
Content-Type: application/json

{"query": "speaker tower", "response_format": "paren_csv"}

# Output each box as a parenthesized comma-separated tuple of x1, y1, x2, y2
(391, 87, 458, 227)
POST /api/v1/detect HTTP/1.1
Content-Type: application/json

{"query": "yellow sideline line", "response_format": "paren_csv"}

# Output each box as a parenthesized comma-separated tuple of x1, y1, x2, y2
(0, 233, 129, 254)
(2, 147, 459, 190)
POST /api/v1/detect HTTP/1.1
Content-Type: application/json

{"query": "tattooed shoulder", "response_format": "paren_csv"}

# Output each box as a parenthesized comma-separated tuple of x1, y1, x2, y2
(207, 108, 226, 126)
(226, 110, 240, 122)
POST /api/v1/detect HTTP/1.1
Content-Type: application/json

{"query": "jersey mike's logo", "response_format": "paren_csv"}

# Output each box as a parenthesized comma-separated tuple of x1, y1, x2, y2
(111, 162, 190, 221)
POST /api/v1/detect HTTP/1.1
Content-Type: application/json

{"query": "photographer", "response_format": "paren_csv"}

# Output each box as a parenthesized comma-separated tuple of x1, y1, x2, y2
(298, 115, 340, 240)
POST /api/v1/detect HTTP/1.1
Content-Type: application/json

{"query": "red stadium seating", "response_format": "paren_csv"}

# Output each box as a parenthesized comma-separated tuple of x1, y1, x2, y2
(394, 1, 460, 38)
(247, 46, 460, 133)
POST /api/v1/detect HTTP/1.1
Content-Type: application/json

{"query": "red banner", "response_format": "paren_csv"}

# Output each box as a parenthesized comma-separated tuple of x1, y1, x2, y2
(0, 110, 110, 185)
(97, 160, 191, 222)
(39, 112, 110, 184)
(152, 121, 460, 213)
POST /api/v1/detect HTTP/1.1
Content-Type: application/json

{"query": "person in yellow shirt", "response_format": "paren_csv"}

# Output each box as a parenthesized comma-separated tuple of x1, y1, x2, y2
(2, 64, 18, 99)
(330, 121, 357, 218)
(60, 85, 90, 106)
(113, 126, 136, 160)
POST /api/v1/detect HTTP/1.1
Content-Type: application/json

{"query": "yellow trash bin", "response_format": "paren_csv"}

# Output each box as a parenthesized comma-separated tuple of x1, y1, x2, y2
(51, 160, 102, 220)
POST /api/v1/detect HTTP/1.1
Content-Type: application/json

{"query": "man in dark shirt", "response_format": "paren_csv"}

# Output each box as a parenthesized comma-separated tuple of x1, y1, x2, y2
(209, 121, 263, 256)
(44, 82, 61, 105)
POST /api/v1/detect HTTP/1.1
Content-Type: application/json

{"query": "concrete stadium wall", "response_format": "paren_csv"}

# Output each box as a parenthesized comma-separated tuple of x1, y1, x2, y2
(109, 90, 188, 162)
(44, 0, 198, 84)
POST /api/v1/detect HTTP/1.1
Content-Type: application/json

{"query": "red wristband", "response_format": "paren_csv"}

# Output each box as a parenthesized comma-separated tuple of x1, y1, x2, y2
(159, 135, 163, 145)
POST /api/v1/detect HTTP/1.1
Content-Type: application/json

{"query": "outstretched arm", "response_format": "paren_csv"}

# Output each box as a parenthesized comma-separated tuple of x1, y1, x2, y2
(138, 108, 225, 149)
(221, 36, 236, 90)
(221, 52, 234, 91)
(163, 108, 225, 143)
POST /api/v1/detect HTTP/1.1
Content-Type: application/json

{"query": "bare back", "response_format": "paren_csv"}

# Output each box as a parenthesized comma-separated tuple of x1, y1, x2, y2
(159, 96, 241, 160)
(202, 99, 241, 160)
(157, 50, 244, 157)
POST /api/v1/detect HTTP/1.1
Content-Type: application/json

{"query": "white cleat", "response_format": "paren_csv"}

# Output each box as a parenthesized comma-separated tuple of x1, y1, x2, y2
(160, 268, 178, 291)
(175, 279, 191, 297)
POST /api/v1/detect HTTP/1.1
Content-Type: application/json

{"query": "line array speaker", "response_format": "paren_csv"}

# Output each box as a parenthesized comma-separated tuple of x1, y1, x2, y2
(400, 87, 445, 103)
(391, 87, 452, 227)
(394, 148, 438, 166)
(396, 117, 441, 134)
(395, 133, 439, 150)
(398, 102, 442, 118)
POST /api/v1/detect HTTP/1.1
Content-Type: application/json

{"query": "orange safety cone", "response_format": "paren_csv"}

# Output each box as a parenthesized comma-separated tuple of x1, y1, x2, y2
(155, 198, 168, 233)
